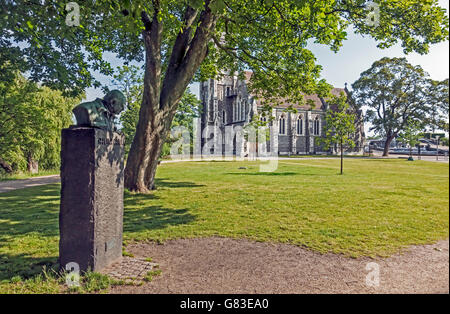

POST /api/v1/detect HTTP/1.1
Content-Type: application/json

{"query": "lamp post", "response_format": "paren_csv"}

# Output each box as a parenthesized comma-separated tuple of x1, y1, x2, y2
(435, 135, 440, 161)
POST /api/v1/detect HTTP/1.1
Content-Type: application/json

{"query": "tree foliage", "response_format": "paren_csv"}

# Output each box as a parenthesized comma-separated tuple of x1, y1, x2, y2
(0, 71, 80, 172)
(320, 93, 356, 174)
(114, 66, 201, 156)
(352, 57, 448, 156)
(397, 118, 423, 158)
(2, 1, 448, 98)
(425, 78, 449, 132)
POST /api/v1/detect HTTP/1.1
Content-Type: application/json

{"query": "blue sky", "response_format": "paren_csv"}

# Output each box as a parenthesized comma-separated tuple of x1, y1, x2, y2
(86, 0, 449, 115)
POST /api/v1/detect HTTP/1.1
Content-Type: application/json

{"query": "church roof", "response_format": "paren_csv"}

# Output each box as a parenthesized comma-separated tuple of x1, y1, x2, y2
(253, 88, 346, 111)
(234, 71, 347, 111)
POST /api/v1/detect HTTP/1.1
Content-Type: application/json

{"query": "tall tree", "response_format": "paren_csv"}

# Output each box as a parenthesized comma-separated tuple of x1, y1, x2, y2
(425, 78, 449, 133)
(397, 118, 423, 160)
(112, 65, 201, 157)
(352, 57, 438, 156)
(120, 86, 201, 157)
(0, 72, 80, 172)
(320, 93, 356, 175)
(1, 0, 448, 191)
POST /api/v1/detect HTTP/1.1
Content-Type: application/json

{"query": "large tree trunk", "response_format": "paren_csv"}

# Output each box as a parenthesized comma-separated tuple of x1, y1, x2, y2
(27, 153, 39, 174)
(382, 135, 395, 157)
(124, 96, 166, 192)
(0, 157, 13, 173)
(124, 5, 216, 193)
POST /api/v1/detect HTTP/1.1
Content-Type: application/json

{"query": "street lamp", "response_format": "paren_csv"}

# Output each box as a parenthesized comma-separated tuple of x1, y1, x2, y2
(435, 135, 441, 161)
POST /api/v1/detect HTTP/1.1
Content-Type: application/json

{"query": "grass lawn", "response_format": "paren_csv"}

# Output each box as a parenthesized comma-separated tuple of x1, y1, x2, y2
(0, 169, 59, 182)
(0, 159, 448, 292)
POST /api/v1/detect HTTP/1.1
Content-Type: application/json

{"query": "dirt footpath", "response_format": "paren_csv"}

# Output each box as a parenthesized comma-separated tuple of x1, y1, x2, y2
(110, 237, 449, 294)
(0, 175, 60, 193)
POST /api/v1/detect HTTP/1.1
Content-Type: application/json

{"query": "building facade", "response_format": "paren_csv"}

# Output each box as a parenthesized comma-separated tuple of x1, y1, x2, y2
(199, 72, 365, 156)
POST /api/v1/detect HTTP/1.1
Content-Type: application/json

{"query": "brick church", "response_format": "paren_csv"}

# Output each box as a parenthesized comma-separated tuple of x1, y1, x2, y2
(199, 72, 365, 156)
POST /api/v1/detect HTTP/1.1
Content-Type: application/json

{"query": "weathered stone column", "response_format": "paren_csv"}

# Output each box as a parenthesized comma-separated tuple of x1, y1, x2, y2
(270, 113, 279, 156)
(59, 126, 124, 272)
(193, 117, 202, 158)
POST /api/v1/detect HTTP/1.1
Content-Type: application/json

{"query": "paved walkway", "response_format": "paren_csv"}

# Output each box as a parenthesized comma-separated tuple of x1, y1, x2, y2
(111, 237, 449, 294)
(0, 175, 60, 193)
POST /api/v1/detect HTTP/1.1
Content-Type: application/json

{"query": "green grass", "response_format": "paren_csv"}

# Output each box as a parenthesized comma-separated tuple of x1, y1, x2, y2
(0, 159, 448, 293)
(286, 154, 367, 158)
(2, 266, 122, 294)
(0, 169, 59, 182)
(143, 269, 162, 282)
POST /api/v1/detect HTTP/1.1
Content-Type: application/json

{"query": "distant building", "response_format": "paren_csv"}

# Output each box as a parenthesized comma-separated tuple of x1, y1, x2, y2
(199, 72, 365, 156)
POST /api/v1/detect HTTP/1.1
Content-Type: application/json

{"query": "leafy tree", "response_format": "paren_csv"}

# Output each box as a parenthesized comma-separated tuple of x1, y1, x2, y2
(110, 65, 144, 108)
(0, 72, 80, 173)
(1, 0, 448, 191)
(397, 119, 423, 159)
(115, 65, 201, 156)
(352, 57, 440, 156)
(320, 93, 356, 175)
(425, 79, 449, 133)
(120, 87, 200, 157)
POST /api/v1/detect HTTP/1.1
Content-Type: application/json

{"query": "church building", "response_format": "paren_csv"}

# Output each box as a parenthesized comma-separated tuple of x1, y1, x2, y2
(199, 72, 365, 156)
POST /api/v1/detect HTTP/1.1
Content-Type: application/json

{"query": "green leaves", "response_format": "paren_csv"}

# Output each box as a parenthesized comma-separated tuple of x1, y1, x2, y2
(397, 119, 423, 149)
(1, 0, 448, 101)
(320, 93, 356, 150)
(0, 72, 81, 171)
(209, 0, 226, 13)
(352, 57, 447, 140)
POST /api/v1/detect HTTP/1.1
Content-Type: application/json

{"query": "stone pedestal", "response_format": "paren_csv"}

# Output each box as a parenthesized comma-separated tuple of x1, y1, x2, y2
(59, 127, 124, 272)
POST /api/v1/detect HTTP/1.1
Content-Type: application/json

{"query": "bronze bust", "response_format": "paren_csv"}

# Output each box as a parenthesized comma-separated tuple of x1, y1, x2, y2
(72, 90, 125, 131)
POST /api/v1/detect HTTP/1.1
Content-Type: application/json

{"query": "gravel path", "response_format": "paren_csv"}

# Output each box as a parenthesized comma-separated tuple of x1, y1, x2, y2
(0, 175, 60, 193)
(111, 237, 449, 294)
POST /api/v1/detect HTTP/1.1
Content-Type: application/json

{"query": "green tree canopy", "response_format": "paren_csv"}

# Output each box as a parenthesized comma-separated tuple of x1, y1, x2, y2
(320, 93, 356, 174)
(0, 71, 81, 173)
(352, 57, 448, 156)
(397, 118, 423, 159)
(425, 78, 449, 133)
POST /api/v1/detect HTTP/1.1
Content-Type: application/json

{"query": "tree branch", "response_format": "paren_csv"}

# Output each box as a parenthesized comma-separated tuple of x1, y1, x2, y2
(160, 2, 218, 112)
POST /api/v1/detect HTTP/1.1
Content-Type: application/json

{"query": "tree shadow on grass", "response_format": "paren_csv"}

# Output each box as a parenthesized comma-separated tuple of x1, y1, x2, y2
(0, 184, 60, 239)
(154, 178, 205, 189)
(0, 252, 59, 281)
(225, 172, 299, 176)
(0, 181, 197, 282)
(0, 184, 61, 281)
(123, 192, 196, 233)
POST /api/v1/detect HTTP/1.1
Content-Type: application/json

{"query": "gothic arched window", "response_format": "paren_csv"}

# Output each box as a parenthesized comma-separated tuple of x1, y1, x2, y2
(279, 115, 286, 135)
(297, 115, 303, 135)
(313, 116, 320, 135)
